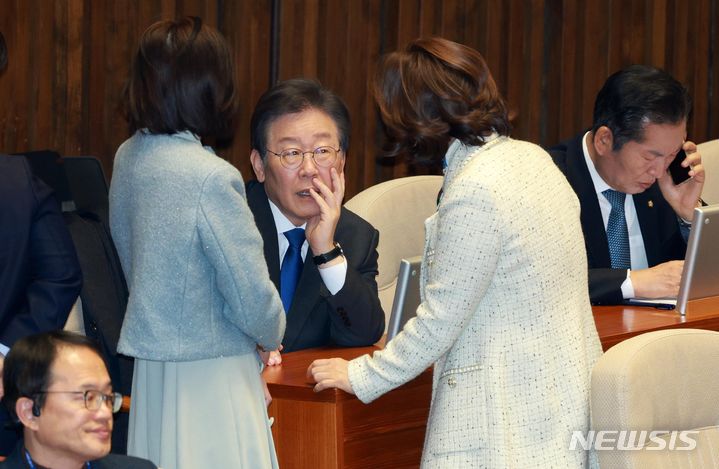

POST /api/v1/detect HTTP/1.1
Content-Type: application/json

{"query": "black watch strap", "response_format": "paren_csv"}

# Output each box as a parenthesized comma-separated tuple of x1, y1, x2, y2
(313, 243, 343, 265)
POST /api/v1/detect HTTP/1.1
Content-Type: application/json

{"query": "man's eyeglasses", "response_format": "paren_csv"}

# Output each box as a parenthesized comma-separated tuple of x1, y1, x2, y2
(35, 390, 123, 413)
(266, 146, 341, 169)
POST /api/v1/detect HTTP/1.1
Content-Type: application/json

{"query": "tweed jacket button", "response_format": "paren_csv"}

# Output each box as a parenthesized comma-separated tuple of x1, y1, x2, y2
(447, 376, 457, 388)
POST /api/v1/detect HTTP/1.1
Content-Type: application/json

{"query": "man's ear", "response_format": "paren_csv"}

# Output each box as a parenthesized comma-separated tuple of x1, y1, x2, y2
(593, 126, 615, 156)
(250, 150, 266, 182)
(16, 397, 40, 430)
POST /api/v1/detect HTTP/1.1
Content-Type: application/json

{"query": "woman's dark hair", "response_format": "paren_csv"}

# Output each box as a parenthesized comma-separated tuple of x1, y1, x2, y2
(592, 65, 691, 151)
(0, 31, 8, 72)
(2, 331, 105, 422)
(124, 17, 238, 141)
(250, 78, 351, 158)
(373, 37, 510, 164)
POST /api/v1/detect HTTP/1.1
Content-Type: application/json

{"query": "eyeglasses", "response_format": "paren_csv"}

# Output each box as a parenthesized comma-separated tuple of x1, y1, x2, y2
(36, 390, 124, 413)
(266, 146, 341, 169)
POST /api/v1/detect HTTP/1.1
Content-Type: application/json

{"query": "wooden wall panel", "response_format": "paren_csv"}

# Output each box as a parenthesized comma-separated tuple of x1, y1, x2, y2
(220, 0, 273, 177)
(1, 0, 718, 198)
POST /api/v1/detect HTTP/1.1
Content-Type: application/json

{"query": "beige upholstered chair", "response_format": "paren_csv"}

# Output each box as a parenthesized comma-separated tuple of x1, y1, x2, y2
(591, 329, 719, 468)
(344, 175, 443, 326)
(698, 139, 719, 204)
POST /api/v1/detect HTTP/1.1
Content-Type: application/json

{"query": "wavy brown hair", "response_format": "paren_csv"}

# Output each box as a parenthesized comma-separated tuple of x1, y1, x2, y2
(373, 37, 510, 164)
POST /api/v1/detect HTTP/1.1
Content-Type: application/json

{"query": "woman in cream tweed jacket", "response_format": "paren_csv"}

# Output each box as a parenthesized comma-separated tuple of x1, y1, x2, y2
(309, 38, 602, 468)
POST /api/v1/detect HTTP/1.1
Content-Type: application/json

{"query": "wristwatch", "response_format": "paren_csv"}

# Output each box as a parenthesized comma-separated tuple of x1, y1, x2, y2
(313, 243, 344, 265)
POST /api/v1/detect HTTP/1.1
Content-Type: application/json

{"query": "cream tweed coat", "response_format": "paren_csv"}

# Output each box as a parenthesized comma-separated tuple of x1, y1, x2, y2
(348, 136, 602, 468)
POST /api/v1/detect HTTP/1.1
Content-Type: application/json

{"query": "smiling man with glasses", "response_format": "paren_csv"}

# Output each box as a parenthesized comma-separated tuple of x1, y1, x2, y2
(0, 331, 155, 468)
(247, 79, 384, 358)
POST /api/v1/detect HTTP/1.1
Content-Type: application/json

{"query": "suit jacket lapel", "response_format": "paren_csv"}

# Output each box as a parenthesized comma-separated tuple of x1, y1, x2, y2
(633, 186, 663, 266)
(3, 445, 26, 468)
(246, 182, 281, 290)
(246, 181, 328, 350)
(282, 256, 327, 350)
(565, 136, 612, 268)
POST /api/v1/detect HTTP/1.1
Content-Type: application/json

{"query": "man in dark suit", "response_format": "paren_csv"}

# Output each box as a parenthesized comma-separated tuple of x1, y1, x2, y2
(0, 155, 82, 348)
(247, 79, 384, 356)
(549, 65, 705, 305)
(1, 33, 84, 453)
(0, 33, 81, 356)
(0, 35, 82, 360)
(0, 331, 156, 468)
(0, 156, 84, 453)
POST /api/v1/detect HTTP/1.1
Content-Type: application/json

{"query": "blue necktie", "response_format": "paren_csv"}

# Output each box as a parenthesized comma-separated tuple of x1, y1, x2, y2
(603, 189, 631, 269)
(280, 228, 305, 312)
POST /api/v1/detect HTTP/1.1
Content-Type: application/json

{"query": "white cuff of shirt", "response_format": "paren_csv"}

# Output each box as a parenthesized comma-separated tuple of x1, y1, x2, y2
(621, 269, 636, 299)
(0, 343, 9, 356)
(318, 257, 348, 295)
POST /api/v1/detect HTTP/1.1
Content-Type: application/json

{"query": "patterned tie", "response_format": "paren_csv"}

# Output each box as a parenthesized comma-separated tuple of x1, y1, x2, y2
(280, 228, 305, 312)
(603, 189, 631, 269)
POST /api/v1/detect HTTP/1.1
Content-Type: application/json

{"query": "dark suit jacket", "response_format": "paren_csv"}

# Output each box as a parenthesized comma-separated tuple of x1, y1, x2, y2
(549, 134, 687, 304)
(0, 155, 82, 346)
(246, 181, 385, 352)
(0, 445, 157, 468)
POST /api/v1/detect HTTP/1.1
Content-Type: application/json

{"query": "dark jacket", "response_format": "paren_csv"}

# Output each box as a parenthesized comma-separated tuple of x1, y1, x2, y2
(0, 445, 157, 468)
(0, 155, 81, 346)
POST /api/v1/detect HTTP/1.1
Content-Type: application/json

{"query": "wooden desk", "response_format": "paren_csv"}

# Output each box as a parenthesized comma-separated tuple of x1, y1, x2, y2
(263, 346, 431, 469)
(594, 296, 719, 350)
(264, 296, 719, 468)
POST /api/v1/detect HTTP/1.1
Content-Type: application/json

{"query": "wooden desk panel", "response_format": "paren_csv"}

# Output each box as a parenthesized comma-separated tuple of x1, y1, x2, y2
(594, 296, 719, 350)
(265, 296, 719, 468)
(264, 345, 431, 469)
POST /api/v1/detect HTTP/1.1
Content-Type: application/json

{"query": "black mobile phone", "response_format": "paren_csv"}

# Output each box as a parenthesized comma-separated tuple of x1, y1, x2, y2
(668, 149, 692, 185)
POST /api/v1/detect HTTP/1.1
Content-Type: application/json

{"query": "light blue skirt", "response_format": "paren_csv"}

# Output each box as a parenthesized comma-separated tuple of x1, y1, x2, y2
(127, 353, 278, 469)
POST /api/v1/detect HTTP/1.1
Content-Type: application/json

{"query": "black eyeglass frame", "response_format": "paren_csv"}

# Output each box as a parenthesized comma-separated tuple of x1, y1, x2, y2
(34, 390, 124, 413)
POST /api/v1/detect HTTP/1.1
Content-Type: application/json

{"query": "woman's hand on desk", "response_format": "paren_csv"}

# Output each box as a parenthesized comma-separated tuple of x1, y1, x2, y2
(258, 345, 283, 366)
(307, 358, 354, 394)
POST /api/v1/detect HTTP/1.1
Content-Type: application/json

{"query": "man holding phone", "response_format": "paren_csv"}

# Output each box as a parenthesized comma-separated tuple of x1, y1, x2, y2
(549, 65, 705, 305)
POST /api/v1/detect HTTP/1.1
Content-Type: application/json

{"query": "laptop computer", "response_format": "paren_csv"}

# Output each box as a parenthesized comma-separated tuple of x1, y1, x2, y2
(386, 256, 423, 342)
(676, 204, 719, 315)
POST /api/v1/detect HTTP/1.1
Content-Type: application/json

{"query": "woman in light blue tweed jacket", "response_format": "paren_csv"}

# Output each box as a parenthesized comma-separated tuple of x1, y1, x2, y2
(309, 38, 602, 468)
(109, 18, 285, 469)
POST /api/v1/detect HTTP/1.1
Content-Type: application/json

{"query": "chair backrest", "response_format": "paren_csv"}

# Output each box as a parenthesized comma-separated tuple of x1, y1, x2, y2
(698, 139, 719, 204)
(591, 328, 719, 468)
(16, 150, 75, 210)
(16, 152, 110, 223)
(63, 156, 110, 227)
(345, 175, 443, 324)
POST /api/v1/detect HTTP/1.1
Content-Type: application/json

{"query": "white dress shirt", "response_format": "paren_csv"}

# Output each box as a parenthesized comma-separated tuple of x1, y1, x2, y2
(582, 132, 648, 298)
(268, 200, 347, 295)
